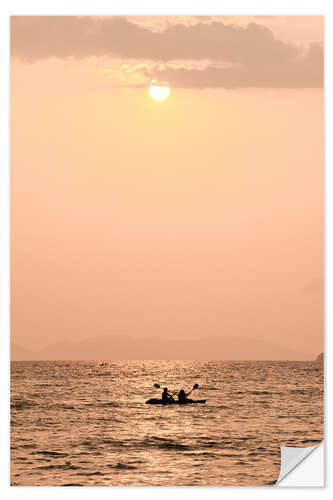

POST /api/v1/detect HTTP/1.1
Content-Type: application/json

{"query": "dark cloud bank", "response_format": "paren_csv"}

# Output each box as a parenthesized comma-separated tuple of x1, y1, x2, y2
(11, 16, 323, 88)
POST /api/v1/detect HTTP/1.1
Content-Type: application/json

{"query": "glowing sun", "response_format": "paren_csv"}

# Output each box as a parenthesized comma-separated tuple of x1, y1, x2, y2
(148, 85, 170, 101)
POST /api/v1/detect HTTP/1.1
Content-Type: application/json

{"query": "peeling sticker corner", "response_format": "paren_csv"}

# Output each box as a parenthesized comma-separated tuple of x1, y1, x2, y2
(276, 441, 324, 486)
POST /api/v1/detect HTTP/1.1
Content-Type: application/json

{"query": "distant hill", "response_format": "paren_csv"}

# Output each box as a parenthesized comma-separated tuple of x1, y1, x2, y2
(11, 335, 310, 361)
(11, 342, 36, 361)
(315, 352, 324, 363)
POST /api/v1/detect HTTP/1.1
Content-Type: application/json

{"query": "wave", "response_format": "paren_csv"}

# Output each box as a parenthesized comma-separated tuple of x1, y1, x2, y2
(31, 450, 69, 457)
(107, 462, 138, 470)
(11, 400, 39, 410)
(36, 463, 82, 471)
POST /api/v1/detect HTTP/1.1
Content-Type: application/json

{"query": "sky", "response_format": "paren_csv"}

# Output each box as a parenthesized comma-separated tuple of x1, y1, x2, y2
(11, 16, 323, 358)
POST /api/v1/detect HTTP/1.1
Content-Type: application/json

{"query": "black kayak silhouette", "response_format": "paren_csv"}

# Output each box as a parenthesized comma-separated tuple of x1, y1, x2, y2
(146, 398, 206, 405)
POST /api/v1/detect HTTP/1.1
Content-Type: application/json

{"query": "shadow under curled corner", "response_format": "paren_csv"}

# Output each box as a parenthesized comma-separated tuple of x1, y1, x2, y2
(275, 441, 324, 486)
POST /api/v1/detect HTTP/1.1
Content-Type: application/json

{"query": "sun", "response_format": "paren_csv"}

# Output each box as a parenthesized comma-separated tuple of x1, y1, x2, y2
(148, 85, 170, 101)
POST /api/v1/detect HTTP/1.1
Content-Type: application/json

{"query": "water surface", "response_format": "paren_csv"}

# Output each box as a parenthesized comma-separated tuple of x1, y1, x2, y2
(11, 360, 323, 486)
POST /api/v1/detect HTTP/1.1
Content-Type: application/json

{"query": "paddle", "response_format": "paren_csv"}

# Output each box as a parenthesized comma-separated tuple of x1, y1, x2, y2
(186, 383, 199, 397)
(153, 384, 176, 397)
(153, 383, 199, 397)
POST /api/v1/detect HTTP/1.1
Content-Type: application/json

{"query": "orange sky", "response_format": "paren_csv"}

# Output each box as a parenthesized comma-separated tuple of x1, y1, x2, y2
(11, 16, 323, 358)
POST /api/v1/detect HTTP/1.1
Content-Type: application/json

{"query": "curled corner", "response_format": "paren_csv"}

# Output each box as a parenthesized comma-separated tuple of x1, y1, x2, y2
(276, 441, 323, 485)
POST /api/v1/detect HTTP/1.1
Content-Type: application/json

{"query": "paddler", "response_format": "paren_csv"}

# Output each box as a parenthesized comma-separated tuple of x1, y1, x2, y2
(162, 387, 173, 403)
(178, 389, 192, 404)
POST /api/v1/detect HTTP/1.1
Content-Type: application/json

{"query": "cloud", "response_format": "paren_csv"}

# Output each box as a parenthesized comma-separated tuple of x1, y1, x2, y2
(142, 44, 323, 88)
(11, 16, 298, 63)
(11, 16, 323, 88)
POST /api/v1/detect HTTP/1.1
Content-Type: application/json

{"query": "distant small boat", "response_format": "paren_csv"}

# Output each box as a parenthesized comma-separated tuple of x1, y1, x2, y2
(145, 398, 206, 405)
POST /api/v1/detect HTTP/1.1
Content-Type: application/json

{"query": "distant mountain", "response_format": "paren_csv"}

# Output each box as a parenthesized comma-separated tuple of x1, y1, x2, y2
(315, 352, 324, 363)
(11, 335, 310, 361)
(11, 342, 36, 361)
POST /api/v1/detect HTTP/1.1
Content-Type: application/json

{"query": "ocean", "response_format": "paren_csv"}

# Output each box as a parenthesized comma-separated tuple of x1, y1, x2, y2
(11, 360, 323, 486)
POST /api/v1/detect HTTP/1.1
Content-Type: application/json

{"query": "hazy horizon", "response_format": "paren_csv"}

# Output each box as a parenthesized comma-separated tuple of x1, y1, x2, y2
(11, 16, 323, 359)
(11, 332, 320, 362)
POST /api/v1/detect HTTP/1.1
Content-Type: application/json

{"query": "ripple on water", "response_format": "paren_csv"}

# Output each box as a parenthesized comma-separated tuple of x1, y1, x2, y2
(10, 360, 324, 486)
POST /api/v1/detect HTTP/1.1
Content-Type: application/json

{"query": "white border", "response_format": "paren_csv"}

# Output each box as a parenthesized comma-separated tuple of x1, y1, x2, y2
(0, 0, 330, 15)
(1, 1, 331, 498)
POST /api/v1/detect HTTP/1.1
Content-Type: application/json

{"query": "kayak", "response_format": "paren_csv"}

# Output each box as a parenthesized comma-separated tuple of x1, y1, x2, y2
(145, 398, 206, 405)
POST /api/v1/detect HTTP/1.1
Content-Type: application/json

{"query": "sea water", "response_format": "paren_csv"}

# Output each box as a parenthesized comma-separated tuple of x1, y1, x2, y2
(11, 360, 323, 486)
